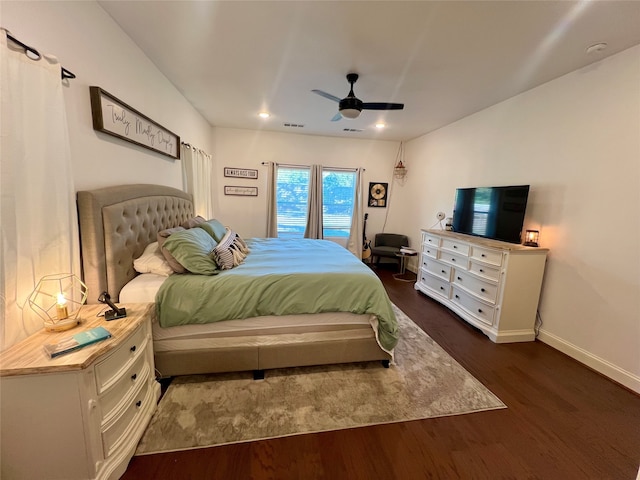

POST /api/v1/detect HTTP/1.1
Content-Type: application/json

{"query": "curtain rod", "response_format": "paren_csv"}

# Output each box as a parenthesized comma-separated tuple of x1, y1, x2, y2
(261, 162, 364, 172)
(4, 31, 76, 80)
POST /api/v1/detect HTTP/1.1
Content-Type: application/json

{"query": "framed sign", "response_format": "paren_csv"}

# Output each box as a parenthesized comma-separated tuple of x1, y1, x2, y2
(224, 167, 258, 179)
(224, 186, 258, 196)
(368, 182, 388, 207)
(90, 86, 180, 159)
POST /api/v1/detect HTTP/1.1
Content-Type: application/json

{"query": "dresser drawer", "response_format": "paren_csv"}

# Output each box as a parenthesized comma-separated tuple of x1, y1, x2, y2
(470, 246, 503, 267)
(451, 287, 495, 326)
(95, 324, 148, 394)
(452, 269, 499, 304)
(99, 354, 151, 423)
(441, 238, 470, 256)
(439, 251, 468, 268)
(422, 233, 441, 248)
(422, 257, 451, 281)
(419, 270, 450, 298)
(469, 261, 501, 282)
(421, 244, 438, 259)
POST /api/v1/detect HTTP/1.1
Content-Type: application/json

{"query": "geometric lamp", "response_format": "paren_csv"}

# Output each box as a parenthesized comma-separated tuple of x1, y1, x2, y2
(523, 230, 540, 247)
(27, 273, 88, 332)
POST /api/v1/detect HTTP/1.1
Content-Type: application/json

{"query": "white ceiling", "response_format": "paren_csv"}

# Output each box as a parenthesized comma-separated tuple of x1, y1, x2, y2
(99, 1, 640, 142)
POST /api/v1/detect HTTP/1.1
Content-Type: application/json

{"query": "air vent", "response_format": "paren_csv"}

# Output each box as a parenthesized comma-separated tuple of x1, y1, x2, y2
(283, 123, 304, 128)
(343, 128, 363, 132)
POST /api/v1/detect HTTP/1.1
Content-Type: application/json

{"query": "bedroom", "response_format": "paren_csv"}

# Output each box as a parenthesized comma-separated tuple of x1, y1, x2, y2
(1, 1, 639, 479)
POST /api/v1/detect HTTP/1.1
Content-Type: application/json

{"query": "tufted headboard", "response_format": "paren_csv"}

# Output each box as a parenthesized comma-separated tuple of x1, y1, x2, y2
(77, 184, 194, 303)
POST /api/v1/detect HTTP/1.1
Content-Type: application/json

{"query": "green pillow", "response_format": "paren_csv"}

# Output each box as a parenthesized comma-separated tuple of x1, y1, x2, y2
(197, 219, 227, 242)
(162, 228, 219, 275)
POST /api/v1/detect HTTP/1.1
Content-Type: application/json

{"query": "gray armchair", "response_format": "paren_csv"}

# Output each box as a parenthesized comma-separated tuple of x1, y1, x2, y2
(370, 233, 409, 268)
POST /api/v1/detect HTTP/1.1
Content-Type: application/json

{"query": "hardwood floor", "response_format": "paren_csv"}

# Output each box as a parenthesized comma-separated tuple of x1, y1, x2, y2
(123, 267, 640, 480)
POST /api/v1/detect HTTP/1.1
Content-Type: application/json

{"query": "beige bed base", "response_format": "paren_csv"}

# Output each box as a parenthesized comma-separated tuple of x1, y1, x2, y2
(76, 184, 391, 377)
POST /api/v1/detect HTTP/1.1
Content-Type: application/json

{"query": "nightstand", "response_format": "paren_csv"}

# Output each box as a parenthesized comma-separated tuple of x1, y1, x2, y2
(0, 303, 160, 480)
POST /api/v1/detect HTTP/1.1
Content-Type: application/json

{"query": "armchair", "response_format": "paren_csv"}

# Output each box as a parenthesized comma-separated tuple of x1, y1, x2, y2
(370, 233, 409, 268)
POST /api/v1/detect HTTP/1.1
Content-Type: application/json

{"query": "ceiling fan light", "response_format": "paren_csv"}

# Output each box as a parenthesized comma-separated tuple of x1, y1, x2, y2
(340, 108, 360, 119)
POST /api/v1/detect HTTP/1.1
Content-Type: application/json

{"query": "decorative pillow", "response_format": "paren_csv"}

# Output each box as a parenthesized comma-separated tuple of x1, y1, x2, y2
(158, 227, 188, 274)
(162, 227, 219, 275)
(212, 228, 250, 270)
(133, 242, 174, 276)
(180, 215, 206, 229)
(196, 219, 227, 243)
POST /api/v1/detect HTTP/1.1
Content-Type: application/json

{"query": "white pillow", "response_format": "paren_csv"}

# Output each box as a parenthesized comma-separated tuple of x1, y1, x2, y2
(133, 242, 174, 276)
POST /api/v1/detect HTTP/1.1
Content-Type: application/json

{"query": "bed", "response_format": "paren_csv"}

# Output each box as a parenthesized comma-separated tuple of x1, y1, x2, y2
(77, 183, 397, 378)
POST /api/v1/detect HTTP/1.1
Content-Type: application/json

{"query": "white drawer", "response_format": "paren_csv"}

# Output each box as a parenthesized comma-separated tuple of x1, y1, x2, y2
(421, 257, 451, 281)
(470, 246, 503, 267)
(95, 324, 148, 394)
(102, 376, 152, 458)
(421, 244, 438, 258)
(422, 233, 440, 248)
(99, 354, 151, 423)
(439, 251, 468, 269)
(419, 270, 450, 298)
(441, 238, 470, 256)
(452, 269, 499, 304)
(468, 261, 501, 282)
(451, 287, 495, 326)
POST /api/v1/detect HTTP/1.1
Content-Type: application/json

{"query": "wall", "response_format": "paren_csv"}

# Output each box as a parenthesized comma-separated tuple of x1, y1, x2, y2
(397, 45, 640, 392)
(1, 0, 212, 190)
(212, 127, 401, 238)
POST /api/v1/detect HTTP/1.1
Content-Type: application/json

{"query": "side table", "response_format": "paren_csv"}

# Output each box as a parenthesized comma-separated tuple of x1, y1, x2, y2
(394, 251, 418, 282)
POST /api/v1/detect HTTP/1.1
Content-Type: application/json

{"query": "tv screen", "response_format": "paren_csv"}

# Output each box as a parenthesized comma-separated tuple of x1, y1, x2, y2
(452, 185, 530, 244)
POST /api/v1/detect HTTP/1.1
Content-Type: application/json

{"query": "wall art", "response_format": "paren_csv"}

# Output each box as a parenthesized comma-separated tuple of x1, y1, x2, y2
(224, 186, 258, 196)
(224, 167, 258, 179)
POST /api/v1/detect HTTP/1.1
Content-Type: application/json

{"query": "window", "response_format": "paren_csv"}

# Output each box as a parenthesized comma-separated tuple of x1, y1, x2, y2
(276, 166, 356, 238)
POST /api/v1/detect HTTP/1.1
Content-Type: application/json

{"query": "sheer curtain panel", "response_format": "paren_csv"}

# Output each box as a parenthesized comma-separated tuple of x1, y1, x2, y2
(266, 162, 278, 237)
(181, 144, 214, 219)
(0, 30, 79, 349)
(346, 168, 364, 258)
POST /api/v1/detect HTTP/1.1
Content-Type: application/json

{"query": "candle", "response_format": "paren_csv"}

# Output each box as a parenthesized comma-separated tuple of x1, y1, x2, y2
(56, 293, 69, 320)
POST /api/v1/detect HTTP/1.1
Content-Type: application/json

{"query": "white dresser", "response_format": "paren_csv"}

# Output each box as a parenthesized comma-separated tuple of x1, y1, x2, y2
(415, 229, 548, 343)
(0, 303, 160, 480)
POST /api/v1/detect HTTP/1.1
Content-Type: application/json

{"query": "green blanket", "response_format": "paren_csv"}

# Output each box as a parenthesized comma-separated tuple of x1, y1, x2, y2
(156, 238, 398, 351)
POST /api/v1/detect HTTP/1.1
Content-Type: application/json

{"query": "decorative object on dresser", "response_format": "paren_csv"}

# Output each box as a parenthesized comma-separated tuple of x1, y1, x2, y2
(523, 229, 540, 247)
(27, 273, 88, 332)
(0, 303, 160, 480)
(415, 230, 548, 343)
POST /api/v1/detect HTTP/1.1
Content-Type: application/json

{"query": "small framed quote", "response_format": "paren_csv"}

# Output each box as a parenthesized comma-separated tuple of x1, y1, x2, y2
(224, 167, 258, 179)
(89, 86, 180, 159)
(224, 186, 258, 196)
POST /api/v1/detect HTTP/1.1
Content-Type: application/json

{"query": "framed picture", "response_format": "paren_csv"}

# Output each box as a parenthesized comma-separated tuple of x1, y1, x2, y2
(224, 186, 258, 196)
(224, 167, 258, 179)
(89, 86, 180, 159)
(368, 182, 388, 207)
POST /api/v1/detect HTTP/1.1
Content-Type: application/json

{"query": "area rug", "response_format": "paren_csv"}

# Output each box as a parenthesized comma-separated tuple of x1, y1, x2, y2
(135, 305, 506, 455)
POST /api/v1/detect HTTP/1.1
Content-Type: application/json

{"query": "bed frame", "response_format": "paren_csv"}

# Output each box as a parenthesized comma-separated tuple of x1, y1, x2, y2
(76, 184, 391, 377)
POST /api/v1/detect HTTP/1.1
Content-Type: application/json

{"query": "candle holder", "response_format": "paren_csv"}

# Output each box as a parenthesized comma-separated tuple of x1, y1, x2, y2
(28, 273, 88, 332)
(523, 230, 540, 247)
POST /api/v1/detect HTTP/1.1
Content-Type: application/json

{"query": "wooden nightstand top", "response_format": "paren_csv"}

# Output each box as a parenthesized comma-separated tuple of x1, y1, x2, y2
(0, 303, 154, 377)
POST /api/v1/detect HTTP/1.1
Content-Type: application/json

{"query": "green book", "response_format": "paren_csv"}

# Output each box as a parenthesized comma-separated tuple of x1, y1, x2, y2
(43, 326, 112, 358)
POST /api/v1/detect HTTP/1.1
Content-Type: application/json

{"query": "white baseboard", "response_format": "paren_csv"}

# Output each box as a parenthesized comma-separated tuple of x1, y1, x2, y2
(537, 329, 640, 394)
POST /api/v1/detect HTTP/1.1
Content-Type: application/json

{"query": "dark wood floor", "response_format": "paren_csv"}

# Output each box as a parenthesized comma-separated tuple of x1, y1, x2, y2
(123, 266, 640, 480)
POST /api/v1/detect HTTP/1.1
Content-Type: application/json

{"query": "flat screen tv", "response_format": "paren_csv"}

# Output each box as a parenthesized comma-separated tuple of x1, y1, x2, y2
(452, 185, 530, 244)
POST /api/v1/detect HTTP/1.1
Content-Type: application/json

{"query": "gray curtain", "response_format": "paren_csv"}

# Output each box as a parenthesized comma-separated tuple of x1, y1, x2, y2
(304, 164, 324, 239)
(266, 162, 278, 237)
(346, 168, 364, 258)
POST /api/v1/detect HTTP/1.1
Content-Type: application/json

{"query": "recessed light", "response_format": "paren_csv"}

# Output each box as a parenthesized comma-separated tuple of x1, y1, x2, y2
(586, 43, 607, 54)
(258, 112, 270, 119)
(375, 123, 385, 129)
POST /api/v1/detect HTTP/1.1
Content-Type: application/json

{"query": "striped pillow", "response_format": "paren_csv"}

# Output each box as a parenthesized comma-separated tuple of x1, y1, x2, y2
(212, 228, 250, 270)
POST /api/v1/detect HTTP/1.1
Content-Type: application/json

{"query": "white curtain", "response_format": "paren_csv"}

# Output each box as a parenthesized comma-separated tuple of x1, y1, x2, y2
(346, 168, 364, 258)
(181, 143, 214, 219)
(0, 30, 79, 349)
(304, 164, 323, 239)
(266, 162, 278, 237)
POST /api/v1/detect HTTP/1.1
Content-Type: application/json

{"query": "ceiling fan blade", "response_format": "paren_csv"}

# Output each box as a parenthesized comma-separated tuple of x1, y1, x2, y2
(312, 89, 341, 103)
(330, 112, 343, 122)
(361, 102, 404, 111)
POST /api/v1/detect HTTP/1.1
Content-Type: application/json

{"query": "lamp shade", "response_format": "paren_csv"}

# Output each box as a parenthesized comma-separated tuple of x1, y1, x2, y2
(340, 108, 361, 119)
(28, 273, 88, 332)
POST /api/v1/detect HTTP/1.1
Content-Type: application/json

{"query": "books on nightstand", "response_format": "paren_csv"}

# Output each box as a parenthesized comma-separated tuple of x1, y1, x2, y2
(400, 247, 417, 254)
(43, 326, 112, 358)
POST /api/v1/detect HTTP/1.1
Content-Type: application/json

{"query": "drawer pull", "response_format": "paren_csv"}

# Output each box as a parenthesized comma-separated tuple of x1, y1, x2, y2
(455, 294, 460, 299)
(131, 373, 138, 381)
(130, 345, 137, 353)
(479, 269, 484, 273)
(440, 286, 444, 290)
(481, 254, 486, 258)
(481, 288, 486, 292)
(457, 276, 462, 280)
(453, 245, 457, 249)
(478, 309, 483, 313)
(451, 258, 456, 262)
(441, 270, 446, 274)
(136, 400, 142, 408)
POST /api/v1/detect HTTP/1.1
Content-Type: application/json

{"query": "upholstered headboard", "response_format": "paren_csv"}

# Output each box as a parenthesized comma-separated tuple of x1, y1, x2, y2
(77, 184, 194, 303)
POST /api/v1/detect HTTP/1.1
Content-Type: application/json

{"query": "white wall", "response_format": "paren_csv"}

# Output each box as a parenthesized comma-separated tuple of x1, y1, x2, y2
(397, 45, 640, 392)
(213, 127, 400, 238)
(1, 0, 212, 190)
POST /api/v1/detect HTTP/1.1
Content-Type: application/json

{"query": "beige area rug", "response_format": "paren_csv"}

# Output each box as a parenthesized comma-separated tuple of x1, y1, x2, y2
(135, 305, 506, 455)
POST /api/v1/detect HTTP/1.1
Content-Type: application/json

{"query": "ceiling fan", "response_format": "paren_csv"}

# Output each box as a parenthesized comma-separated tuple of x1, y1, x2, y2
(312, 73, 404, 121)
